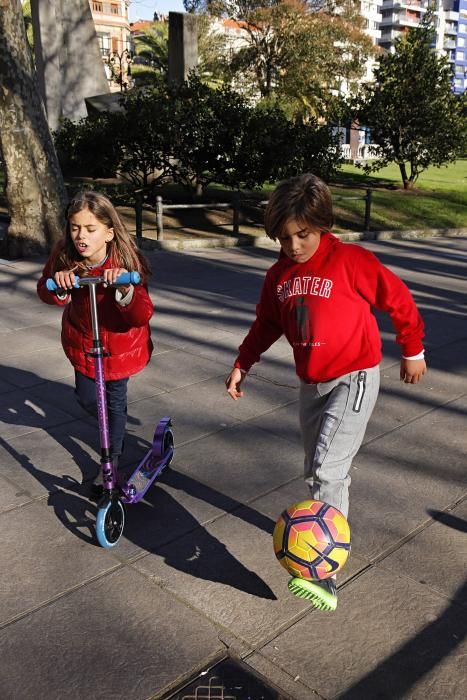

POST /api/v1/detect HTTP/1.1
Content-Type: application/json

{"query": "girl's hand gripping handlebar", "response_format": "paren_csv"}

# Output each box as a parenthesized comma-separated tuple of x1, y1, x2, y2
(46, 272, 141, 292)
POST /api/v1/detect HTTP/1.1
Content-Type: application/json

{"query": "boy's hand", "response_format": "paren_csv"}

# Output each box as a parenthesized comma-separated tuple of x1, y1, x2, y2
(225, 368, 246, 400)
(54, 270, 76, 290)
(400, 358, 427, 384)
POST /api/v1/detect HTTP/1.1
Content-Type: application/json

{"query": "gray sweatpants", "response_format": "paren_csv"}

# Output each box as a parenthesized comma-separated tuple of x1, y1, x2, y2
(299, 365, 380, 519)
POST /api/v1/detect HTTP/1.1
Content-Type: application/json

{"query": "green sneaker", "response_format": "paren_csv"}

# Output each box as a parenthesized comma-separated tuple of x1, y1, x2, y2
(288, 577, 337, 612)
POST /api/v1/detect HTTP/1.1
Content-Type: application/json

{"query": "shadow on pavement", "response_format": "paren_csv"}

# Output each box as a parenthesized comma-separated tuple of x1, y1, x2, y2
(0, 365, 276, 599)
(338, 512, 467, 699)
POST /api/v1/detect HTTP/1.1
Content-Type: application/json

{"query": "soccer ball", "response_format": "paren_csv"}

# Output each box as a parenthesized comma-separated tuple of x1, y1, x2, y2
(273, 499, 351, 581)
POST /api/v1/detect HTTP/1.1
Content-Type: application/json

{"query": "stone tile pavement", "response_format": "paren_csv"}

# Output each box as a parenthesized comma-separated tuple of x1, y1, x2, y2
(0, 235, 466, 699)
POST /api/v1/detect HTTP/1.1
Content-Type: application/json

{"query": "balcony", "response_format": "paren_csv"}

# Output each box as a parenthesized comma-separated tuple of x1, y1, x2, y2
(380, 13, 422, 28)
(91, 2, 125, 18)
(380, 0, 428, 9)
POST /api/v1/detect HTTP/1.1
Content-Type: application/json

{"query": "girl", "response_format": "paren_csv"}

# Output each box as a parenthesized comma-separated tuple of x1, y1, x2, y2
(37, 191, 154, 494)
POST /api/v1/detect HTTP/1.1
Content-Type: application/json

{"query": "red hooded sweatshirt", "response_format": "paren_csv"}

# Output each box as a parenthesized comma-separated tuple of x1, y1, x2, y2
(37, 255, 154, 381)
(234, 232, 424, 383)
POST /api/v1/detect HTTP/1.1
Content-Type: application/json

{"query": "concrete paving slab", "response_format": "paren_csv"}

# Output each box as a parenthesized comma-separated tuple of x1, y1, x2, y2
(125, 380, 241, 449)
(428, 338, 467, 377)
(0, 298, 62, 331)
(132, 505, 307, 649)
(247, 352, 299, 387)
(257, 566, 467, 700)
(0, 323, 61, 361)
(171, 372, 298, 424)
(365, 362, 467, 442)
(0, 347, 72, 387)
(0, 566, 224, 700)
(361, 393, 467, 487)
(172, 422, 304, 504)
(133, 481, 369, 649)
(250, 401, 301, 447)
(102, 468, 243, 561)
(0, 500, 117, 624)
(160, 326, 249, 369)
(0, 377, 17, 395)
(422, 310, 467, 352)
(0, 420, 101, 497)
(0, 473, 35, 514)
(140, 348, 227, 392)
(0, 388, 77, 440)
(150, 323, 241, 368)
(349, 428, 467, 562)
(380, 498, 467, 610)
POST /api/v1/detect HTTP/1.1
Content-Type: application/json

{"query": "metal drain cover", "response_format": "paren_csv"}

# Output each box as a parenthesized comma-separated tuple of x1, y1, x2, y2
(163, 657, 292, 700)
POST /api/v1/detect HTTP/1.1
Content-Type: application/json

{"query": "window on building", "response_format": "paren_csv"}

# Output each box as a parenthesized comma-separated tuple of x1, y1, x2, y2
(111, 3, 120, 15)
(92, 1, 103, 12)
(456, 51, 464, 61)
(96, 32, 111, 56)
(458, 37, 465, 48)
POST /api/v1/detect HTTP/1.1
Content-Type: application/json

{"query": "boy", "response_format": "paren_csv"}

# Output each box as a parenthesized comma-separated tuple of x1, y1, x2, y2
(225, 174, 426, 611)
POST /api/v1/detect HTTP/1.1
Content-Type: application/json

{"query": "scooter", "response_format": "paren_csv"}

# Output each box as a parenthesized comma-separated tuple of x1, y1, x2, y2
(47, 272, 174, 549)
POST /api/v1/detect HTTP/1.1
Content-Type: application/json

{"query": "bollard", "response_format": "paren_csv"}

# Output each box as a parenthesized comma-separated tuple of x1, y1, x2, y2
(232, 195, 240, 236)
(364, 189, 372, 231)
(155, 195, 164, 240)
(134, 191, 143, 243)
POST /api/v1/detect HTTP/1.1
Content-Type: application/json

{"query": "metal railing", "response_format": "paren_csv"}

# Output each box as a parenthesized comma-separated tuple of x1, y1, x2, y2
(133, 189, 374, 242)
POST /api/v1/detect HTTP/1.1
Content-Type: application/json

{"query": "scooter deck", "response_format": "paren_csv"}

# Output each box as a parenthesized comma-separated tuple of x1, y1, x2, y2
(122, 447, 173, 503)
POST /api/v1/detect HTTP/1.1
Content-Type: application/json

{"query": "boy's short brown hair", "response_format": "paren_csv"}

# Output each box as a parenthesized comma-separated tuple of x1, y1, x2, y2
(264, 173, 334, 241)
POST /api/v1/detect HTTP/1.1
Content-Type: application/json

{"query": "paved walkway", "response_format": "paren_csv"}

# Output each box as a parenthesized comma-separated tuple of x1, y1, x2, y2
(0, 235, 466, 699)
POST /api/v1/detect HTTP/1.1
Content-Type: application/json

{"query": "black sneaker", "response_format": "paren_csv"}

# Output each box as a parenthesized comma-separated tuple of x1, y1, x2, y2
(288, 576, 338, 611)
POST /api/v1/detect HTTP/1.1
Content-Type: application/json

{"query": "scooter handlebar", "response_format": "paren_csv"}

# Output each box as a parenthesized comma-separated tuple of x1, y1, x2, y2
(46, 271, 141, 292)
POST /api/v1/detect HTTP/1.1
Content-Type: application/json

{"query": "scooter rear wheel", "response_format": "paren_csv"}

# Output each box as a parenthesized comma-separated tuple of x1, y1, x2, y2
(96, 498, 125, 548)
(161, 427, 174, 467)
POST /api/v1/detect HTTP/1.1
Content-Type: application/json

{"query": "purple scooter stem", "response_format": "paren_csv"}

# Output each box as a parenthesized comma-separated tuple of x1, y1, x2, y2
(47, 272, 142, 493)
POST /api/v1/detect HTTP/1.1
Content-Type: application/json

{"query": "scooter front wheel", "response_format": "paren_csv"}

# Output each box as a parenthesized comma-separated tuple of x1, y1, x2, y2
(96, 498, 125, 548)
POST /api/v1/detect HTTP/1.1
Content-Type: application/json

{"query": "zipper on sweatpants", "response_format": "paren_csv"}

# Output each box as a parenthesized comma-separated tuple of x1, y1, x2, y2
(353, 371, 367, 412)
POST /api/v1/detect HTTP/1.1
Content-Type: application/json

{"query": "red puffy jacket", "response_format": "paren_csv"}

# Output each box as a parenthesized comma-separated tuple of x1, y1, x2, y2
(37, 256, 154, 381)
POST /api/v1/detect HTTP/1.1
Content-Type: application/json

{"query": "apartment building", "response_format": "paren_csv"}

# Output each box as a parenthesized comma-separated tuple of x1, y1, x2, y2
(379, 0, 466, 93)
(452, 0, 467, 93)
(89, 1, 131, 89)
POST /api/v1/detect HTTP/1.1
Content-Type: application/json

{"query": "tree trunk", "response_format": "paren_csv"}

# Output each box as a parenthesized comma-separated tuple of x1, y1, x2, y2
(0, 0, 67, 257)
(398, 161, 410, 190)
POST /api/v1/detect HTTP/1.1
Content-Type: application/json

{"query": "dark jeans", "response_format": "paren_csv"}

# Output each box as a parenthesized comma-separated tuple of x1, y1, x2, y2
(74, 371, 129, 459)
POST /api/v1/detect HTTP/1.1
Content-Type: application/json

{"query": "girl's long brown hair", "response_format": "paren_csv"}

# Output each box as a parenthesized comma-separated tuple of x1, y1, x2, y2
(53, 191, 151, 278)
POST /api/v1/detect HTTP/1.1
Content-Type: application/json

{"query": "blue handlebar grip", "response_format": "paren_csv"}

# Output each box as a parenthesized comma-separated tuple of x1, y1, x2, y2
(116, 271, 141, 285)
(46, 273, 140, 291)
(46, 278, 58, 291)
(46, 277, 80, 292)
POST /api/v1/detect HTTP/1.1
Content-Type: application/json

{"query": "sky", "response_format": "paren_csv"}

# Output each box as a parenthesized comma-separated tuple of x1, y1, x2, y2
(129, 0, 186, 22)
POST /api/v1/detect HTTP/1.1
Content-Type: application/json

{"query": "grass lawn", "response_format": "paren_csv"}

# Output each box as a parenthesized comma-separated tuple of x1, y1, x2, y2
(1, 159, 466, 234)
(329, 160, 467, 233)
